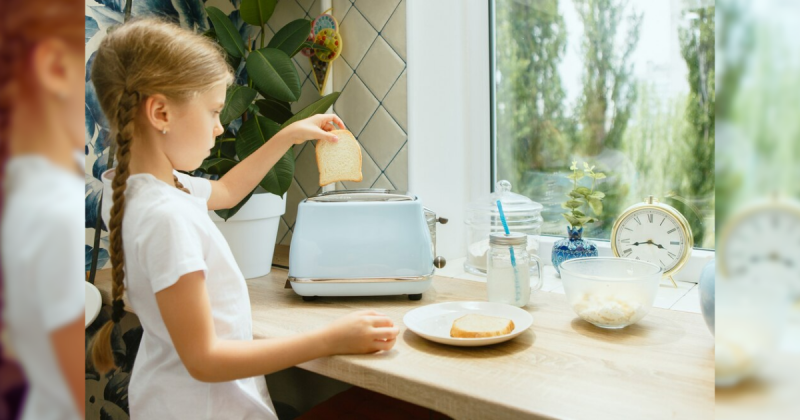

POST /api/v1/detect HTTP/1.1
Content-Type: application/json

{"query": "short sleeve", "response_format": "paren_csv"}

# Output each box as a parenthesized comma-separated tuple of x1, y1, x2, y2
(174, 171, 212, 202)
(36, 210, 85, 331)
(135, 209, 208, 293)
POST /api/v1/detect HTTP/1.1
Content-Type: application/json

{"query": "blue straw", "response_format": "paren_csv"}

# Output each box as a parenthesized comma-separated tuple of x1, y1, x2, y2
(496, 200, 521, 303)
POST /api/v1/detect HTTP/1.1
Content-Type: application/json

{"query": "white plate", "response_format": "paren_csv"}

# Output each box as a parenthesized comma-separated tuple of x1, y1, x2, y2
(403, 301, 533, 347)
(85, 282, 102, 328)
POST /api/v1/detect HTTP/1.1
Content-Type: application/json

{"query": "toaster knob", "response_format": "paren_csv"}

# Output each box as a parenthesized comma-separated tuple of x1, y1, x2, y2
(434, 256, 447, 269)
(437, 217, 449, 224)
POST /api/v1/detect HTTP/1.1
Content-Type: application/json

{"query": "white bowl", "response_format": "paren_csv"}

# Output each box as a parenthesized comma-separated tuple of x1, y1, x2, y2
(560, 257, 662, 329)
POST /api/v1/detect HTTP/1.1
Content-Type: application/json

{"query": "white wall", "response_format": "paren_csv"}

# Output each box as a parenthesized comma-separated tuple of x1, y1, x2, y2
(407, 0, 491, 261)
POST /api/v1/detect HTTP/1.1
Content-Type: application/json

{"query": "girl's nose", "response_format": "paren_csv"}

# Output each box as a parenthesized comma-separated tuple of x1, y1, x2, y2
(213, 118, 224, 137)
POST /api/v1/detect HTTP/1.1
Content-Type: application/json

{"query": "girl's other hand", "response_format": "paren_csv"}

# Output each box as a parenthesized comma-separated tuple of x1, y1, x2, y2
(319, 310, 400, 355)
(286, 114, 346, 145)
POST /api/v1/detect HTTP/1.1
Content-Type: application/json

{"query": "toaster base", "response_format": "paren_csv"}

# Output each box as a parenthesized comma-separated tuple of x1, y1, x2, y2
(288, 275, 432, 298)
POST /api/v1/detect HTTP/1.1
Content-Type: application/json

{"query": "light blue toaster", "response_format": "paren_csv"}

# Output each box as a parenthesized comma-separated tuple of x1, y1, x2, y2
(288, 189, 446, 301)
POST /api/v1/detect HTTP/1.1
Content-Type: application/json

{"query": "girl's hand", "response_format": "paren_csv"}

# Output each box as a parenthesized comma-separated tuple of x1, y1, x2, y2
(286, 114, 346, 145)
(319, 310, 400, 355)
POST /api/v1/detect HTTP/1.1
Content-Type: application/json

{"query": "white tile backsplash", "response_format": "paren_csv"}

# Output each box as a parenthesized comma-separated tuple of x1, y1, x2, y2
(281, 0, 409, 243)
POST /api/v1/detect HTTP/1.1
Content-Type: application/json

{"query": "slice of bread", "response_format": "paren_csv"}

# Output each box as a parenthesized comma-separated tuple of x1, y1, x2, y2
(450, 314, 515, 338)
(315, 129, 363, 186)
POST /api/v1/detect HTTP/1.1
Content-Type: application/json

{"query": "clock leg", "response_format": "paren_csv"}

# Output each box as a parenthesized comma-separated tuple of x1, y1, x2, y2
(668, 276, 677, 288)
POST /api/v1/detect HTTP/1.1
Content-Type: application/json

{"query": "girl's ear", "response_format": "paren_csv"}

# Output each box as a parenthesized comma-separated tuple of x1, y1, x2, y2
(143, 94, 171, 133)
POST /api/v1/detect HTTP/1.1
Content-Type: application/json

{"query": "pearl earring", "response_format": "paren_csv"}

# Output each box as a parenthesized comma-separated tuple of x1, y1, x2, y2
(162, 128, 167, 134)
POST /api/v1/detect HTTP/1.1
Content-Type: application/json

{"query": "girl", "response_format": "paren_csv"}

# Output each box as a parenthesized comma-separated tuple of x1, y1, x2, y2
(90, 19, 399, 419)
(1, 1, 85, 419)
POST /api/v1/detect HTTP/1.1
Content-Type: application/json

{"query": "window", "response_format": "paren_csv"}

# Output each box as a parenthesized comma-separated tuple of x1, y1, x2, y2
(491, 0, 715, 249)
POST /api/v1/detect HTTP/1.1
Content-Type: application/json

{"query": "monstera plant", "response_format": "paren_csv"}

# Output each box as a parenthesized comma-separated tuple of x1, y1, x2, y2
(200, 1, 339, 220)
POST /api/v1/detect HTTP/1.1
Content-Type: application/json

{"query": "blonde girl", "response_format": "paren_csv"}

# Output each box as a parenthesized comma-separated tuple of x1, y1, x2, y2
(90, 18, 398, 419)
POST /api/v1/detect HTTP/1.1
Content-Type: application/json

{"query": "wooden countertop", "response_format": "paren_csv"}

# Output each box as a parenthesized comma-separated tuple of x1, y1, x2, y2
(94, 265, 714, 419)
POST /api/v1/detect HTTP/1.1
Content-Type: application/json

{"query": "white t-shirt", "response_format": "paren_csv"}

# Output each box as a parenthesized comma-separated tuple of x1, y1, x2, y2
(1, 155, 84, 420)
(100, 169, 276, 420)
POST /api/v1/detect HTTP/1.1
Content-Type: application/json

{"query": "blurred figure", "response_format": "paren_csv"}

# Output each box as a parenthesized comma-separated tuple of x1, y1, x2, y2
(0, 1, 85, 420)
(716, 0, 800, 418)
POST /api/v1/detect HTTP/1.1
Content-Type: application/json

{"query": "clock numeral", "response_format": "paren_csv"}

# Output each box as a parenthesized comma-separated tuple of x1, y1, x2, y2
(621, 238, 631, 244)
(624, 227, 633, 232)
(623, 249, 632, 256)
(659, 259, 666, 267)
(667, 228, 677, 234)
(670, 241, 680, 246)
(667, 252, 677, 259)
(660, 217, 666, 226)
(633, 216, 641, 225)
(647, 214, 654, 223)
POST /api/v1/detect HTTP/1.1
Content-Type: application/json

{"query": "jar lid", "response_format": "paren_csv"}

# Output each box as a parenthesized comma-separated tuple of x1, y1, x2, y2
(489, 232, 527, 246)
(468, 180, 543, 215)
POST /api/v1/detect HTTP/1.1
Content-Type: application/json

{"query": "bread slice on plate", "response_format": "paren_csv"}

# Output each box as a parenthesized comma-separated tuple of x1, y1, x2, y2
(450, 314, 515, 338)
(315, 129, 363, 186)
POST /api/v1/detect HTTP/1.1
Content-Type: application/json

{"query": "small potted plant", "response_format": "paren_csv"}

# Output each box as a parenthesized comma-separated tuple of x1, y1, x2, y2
(552, 161, 605, 274)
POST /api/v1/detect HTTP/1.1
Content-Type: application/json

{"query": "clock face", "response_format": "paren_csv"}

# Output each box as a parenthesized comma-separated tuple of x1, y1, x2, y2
(613, 208, 689, 273)
(721, 206, 800, 292)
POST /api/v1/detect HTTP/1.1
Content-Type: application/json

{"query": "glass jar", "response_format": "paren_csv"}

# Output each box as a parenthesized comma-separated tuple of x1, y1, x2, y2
(487, 233, 542, 307)
(465, 180, 543, 275)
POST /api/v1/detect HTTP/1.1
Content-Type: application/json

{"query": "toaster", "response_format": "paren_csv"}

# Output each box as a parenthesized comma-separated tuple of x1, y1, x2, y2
(288, 189, 447, 301)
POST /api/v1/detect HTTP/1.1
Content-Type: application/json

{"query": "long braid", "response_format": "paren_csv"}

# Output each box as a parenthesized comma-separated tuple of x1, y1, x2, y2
(90, 89, 140, 373)
(88, 18, 233, 373)
(173, 174, 189, 194)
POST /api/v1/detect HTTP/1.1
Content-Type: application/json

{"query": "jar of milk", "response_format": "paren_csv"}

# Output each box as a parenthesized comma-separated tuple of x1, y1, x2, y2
(487, 232, 542, 307)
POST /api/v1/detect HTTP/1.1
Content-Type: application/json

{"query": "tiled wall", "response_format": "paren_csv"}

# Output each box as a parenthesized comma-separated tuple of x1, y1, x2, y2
(277, 0, 409, 245)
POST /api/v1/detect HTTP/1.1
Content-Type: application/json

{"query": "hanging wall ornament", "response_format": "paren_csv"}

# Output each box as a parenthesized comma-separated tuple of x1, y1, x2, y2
(308, 11, 342, 94)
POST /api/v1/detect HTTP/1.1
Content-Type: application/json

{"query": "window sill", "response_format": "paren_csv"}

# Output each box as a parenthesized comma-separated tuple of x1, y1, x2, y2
(436, 256, 703, 314)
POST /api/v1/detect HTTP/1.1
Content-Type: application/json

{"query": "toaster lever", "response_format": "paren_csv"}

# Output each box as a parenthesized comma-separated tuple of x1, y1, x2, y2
(437, 217, 448, 224)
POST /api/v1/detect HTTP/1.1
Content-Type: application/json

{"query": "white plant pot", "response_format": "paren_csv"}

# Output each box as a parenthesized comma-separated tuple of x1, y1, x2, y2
(209, 191, 287, 279)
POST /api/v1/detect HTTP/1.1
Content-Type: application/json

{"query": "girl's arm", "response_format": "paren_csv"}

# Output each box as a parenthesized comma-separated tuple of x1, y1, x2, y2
(156, 270, 398, 383)
(206, 114, 345, 211)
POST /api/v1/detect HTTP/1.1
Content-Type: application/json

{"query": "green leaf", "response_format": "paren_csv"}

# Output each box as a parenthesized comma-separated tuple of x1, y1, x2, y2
(206, 7, 246, 59)
(563, 213, 580, 227)
(220, 85, 257, 125)
(246, 48, 301, 102)
(566, 172, 585, 181)
(588, 198, 603, 215)
(562, 199, 583, 209)
(235, 115, 281, 160)
(593, 172, 607, 179)
(567, 191, 582, 199)
(260, 149, 295, 196)
(281, 92, 341, 128)
(575, 186, 591, 196)
(589, 191, 605, 200)
(572, 209, 586, 217)
(215, 191, 254, 221)
(578, 216, 596, 225)
(240, 0, 277, 27)
(199, 157, 237, 176)
(268, 19, 311, 57)
(255, 98, 293, 124)
(210, 138, 237, 160)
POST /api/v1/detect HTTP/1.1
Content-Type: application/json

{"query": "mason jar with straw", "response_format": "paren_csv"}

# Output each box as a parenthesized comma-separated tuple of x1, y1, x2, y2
(487, 201, 542, 307)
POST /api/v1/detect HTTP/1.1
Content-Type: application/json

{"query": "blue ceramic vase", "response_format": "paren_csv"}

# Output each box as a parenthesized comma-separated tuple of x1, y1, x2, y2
(552, 226, 598, 274)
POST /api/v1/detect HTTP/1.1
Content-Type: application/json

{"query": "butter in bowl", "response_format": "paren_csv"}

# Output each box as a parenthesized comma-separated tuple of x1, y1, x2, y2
(559, 257, 662, 329)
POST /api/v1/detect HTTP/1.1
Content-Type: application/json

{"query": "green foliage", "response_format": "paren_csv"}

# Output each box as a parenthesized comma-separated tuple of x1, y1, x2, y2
(561, 161, 605, 228)
(495, 0, 715, 246)
(203, 2, 338, 220)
